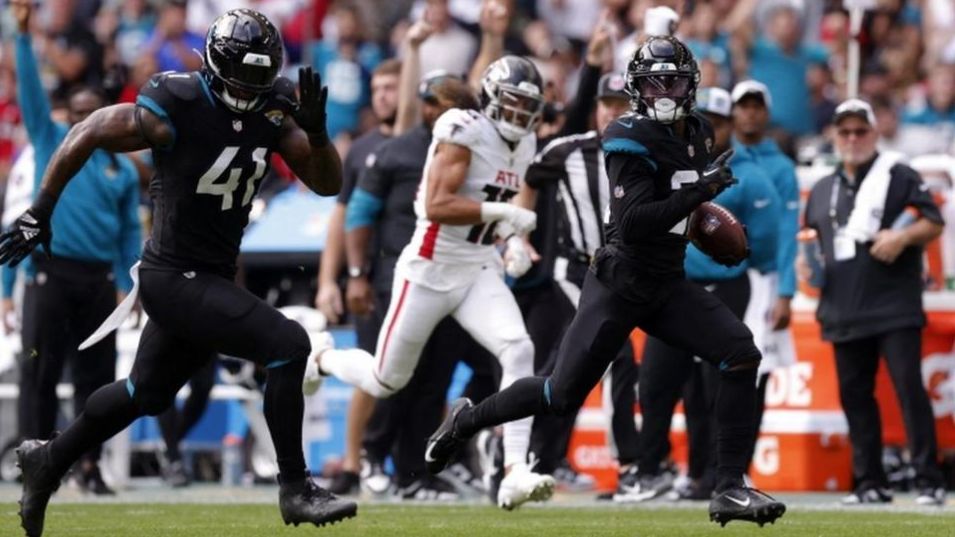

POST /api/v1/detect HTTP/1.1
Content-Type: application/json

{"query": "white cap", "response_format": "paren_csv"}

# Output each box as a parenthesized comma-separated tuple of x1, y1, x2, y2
(644, 6, 680, 37)
(731, 79, 772, 109)
(833, 98, 877, 127)
(696, 87, 732, 118)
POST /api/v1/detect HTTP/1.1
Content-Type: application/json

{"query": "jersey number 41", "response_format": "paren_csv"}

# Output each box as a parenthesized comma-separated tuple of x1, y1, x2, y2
(197, 146, 269, 211)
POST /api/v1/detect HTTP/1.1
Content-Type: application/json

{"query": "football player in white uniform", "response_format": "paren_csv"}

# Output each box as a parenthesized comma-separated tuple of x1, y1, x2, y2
(306, 56, 554, 510)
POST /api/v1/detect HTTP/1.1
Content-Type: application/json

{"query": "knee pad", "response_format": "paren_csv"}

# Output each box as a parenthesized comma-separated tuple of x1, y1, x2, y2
(719, 343, 762, 373)
(498, 337, 535, 379)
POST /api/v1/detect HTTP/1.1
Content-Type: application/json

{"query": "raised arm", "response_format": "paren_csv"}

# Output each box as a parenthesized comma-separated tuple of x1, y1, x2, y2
(468, 0, 509, 92)
(278, 67, 342, 197)
(13, 2, 56, 155)
(394, 20, 434, 135)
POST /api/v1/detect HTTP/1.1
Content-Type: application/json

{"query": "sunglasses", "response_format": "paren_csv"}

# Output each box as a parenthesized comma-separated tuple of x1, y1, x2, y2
(836, 127, 871, 138)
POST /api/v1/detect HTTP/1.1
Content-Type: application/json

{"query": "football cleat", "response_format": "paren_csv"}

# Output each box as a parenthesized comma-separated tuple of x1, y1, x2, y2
(709, 486, 786, 527)
(398, 475, 460, 501)
(915, 487, 946, 507)
(424, 398, 473, 475)
(497, 464, 555, 510)
(16, 439, 64, 537)
(160, 459, 191, 488)
(360, 457, 392, 496)
(613, 471, 673, 503)
(279, 478, 357, 528)
(303, 331, 334, 396)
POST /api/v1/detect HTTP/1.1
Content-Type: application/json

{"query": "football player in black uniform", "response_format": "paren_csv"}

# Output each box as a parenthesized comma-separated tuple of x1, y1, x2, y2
(425, 36, 786, 527)
(0, 9, 356, 536)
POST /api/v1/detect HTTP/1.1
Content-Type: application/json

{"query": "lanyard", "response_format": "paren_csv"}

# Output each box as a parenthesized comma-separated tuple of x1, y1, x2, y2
(829, 178, 841, 231)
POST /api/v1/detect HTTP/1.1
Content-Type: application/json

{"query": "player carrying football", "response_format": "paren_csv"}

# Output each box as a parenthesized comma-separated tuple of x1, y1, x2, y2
(0, 9, 356, 536)
(424, 36, 787, 527)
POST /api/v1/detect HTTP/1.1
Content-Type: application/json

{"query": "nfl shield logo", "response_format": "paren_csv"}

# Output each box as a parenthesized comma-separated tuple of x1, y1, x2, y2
(614, 185, 625, 199)
(233, 120, 243, 132)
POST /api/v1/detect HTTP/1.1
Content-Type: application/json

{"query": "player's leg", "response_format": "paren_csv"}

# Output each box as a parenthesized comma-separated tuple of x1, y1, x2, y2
(139, 270, 356, 525)
(318, 277, 454, 397)
(158, 358, 216, 487)
(642, 280, 784, 526)
(429, 271, 638, 475)
(880, 328, 945, 504)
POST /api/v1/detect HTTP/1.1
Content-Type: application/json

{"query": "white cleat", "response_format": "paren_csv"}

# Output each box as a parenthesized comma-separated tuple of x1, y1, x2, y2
(496, 465, 555, 511)
(303, 331, 334, 396)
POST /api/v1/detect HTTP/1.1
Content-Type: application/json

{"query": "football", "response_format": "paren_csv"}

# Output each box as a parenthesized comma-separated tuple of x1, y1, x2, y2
(688, 202, 749, 267)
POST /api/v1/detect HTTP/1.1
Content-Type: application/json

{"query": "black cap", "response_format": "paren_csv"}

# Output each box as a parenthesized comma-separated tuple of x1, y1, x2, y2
(597, 72, 628, 101)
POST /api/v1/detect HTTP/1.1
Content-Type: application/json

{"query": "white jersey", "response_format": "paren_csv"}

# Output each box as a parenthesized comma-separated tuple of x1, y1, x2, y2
(397, 108, 536, 290)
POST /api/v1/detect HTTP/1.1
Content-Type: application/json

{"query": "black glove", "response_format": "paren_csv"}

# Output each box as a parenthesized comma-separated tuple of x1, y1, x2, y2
(293, 66, 329, 145)
(697, 148, 738, 199)
(0, 189, 55, 267)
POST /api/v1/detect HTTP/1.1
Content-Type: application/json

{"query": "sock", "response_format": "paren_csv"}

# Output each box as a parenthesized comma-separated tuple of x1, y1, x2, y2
(320, 348, 392, 397)
(715, 368, 758, 491)
(455, 376, 548, 438)
(49, 380, 142, 476)
(265, 359, 308, 483)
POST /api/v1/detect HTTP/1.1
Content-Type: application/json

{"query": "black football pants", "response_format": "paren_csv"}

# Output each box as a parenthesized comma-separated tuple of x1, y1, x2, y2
(637, 273, 750, 479)
(833, 328, 944, 489)
(22, 256, 118, 464)
(48, 267, 313, 483)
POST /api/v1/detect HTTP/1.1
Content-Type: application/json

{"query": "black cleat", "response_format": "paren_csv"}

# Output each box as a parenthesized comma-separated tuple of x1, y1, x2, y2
(709, 486, 786, 528)
(16, 439, 64, 537)
(76, 464, 116, 496)
(424, 398, 473, 475)
(279, 478, 357, 528)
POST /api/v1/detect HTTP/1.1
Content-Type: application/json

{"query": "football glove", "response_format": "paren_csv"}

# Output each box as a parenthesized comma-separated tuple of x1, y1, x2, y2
(0, 190, 55, 267)
(503, 235, 532, 278)
(293, 66, 329, 144)
(482, 203, 537, 238)
(697, 148, 737, 199)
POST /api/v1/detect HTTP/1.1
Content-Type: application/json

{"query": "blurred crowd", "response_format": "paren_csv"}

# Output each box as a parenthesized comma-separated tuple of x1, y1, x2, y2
(0, 0, 953, 208)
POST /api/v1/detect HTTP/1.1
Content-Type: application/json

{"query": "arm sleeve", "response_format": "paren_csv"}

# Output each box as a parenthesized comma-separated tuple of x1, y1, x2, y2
(606, 152, 708, 242)
(1, 265, 16, 299)
(776, 164, 800, 297)
(114, 164, 142, 293)
(15, 34, 56, 158)
(559, 64, 602, 137)
(344, 187, 385, 232)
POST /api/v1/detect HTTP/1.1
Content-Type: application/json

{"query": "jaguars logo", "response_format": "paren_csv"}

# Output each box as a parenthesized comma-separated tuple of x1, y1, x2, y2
(265, 109, 284, 127)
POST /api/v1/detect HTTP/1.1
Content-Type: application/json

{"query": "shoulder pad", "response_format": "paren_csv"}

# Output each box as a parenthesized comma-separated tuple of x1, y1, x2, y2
(158, 72, 203, 101)
(433, 108, 483, 146)
(602, 115, 655, 157)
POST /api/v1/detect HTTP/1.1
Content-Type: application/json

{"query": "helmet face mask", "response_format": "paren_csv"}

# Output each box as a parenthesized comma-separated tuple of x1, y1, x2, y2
(480, 56, 545, 142)
(626, 36, 700, 124)
(204, 9, 283, 113)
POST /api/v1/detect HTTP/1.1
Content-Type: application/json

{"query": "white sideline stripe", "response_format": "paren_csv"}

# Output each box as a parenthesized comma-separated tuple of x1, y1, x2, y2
(575, 408, 850, 435)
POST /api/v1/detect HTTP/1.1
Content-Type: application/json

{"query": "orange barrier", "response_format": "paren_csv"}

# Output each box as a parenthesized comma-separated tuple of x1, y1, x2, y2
(567, 298, 955, 492)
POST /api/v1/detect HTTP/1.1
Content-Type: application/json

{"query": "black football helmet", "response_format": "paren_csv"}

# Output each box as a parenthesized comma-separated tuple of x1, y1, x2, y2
(625, 36, 700, 123)
(203, 9, 283, 113)
(479, 56, 545, 142)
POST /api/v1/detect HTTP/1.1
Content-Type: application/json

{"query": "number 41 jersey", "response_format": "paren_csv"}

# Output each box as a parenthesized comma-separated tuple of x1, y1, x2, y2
(136, 71, 296, 276)
(398, 108, 536, 290)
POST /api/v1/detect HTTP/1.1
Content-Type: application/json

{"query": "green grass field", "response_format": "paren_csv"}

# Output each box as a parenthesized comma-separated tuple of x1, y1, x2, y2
(2, 503, 954, 537)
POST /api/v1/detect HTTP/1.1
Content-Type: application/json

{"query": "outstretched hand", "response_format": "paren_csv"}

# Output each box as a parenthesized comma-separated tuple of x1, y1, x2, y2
(293, 66, 329, 143)
(0, 208, 51, 267)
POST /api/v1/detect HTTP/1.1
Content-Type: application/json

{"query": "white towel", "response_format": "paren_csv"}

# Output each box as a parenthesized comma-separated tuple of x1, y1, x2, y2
(79, 262, 140, 351)
(843, 151, 905, 242)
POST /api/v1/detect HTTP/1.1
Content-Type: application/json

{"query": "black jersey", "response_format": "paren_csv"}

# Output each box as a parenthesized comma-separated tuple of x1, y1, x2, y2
(597, 112, 714, 292)
(135, 71, 297, 276)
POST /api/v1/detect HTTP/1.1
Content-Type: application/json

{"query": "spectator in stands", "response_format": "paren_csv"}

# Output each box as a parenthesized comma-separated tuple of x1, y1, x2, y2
(902, 64, 955, 126)
(7, 0, 142, 495)
(96, 0, 157, 69)
(415, 0, 477, 77)
(44, 0, 105, 102)
(145, 0, 204, 73)
(733, 1, 829, 137)
(311, 1, 382, 141)
(684, 2, 731, 88)
(801, 99, 946, 507)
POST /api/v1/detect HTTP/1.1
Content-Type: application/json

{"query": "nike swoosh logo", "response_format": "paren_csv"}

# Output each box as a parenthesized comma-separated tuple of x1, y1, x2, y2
(150, 79, 160, 88)
(754, 198, 771, 208)
(617, 118, 634, 129)
(726, 495, 751, 507)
